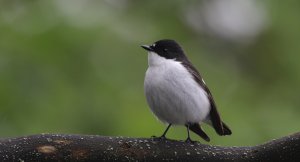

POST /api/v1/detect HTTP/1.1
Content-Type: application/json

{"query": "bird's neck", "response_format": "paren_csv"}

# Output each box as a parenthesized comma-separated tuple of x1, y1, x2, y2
(148, 52, 174, 67)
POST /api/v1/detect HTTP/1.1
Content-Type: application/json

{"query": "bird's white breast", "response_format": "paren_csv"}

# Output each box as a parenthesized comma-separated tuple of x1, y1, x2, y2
(144, 52, 210, 125)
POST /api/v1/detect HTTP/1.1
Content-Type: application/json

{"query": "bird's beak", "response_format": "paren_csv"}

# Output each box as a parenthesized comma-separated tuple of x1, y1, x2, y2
(141, 45, 153, 52)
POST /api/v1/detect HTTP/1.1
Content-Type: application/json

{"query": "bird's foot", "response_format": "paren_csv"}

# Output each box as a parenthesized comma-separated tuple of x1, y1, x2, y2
(151, 135, 168, 141)
(185, 137, 196, 143)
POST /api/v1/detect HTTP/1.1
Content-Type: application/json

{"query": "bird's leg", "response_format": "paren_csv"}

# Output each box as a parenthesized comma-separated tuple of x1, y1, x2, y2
(185, 123, 195, 143)
(152, 123, 172, 140)
(160, 123, 172, 138)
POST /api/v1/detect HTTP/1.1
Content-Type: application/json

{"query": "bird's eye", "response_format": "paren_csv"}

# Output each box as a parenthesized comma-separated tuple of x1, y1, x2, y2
(163, 48, 168, 52)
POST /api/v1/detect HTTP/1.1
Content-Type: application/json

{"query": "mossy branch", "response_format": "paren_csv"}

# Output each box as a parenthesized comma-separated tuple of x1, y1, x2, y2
(0, 133, 299, 162)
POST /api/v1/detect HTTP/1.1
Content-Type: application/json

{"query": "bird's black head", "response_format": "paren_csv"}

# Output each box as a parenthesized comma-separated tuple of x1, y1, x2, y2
(141, 39, 187, 61)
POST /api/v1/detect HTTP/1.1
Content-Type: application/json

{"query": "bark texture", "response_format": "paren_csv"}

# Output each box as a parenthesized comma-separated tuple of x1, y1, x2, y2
(0, 133, 299, 162)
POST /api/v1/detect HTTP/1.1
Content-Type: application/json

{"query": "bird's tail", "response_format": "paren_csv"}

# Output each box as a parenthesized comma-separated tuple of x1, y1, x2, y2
(205, 118, 232, 136)
(221, 122, 232, 135)
(187, 123, 210, 142)
(213, 121, 232, 136)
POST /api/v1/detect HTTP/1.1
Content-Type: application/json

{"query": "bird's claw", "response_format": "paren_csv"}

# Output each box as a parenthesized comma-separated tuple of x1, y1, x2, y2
(151, 135, 167, 141)
(185, 137, 196, 143)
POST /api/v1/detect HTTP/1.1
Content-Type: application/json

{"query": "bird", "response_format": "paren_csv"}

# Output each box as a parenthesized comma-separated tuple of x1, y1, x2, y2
(141, 39, 232, 142)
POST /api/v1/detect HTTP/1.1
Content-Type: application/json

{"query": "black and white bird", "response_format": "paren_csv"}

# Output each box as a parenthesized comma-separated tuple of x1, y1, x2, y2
(141, 39, 232, 142)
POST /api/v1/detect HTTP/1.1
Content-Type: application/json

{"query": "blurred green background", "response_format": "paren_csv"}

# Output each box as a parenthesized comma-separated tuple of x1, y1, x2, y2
(0, 0, 300, 146)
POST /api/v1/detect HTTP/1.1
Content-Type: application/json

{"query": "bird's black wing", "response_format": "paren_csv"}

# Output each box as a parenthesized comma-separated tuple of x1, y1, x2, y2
(181, 59, 231, 136)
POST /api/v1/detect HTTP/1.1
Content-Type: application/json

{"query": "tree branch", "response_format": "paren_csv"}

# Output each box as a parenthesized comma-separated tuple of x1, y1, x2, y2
(0, 132, 299, 162)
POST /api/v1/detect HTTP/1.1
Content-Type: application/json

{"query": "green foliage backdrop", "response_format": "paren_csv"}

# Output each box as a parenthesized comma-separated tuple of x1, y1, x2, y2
(0, 0, 300, 146)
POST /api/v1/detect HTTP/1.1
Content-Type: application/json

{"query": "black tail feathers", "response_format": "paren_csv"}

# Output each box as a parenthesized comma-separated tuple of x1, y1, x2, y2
(221, 122, 232, 135)
(214, 121, 232, 136)
(187, 123, 210, 142)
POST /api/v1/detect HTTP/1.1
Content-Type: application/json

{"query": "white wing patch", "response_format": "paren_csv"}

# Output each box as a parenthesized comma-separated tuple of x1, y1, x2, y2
(202, 78, 206, 84)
